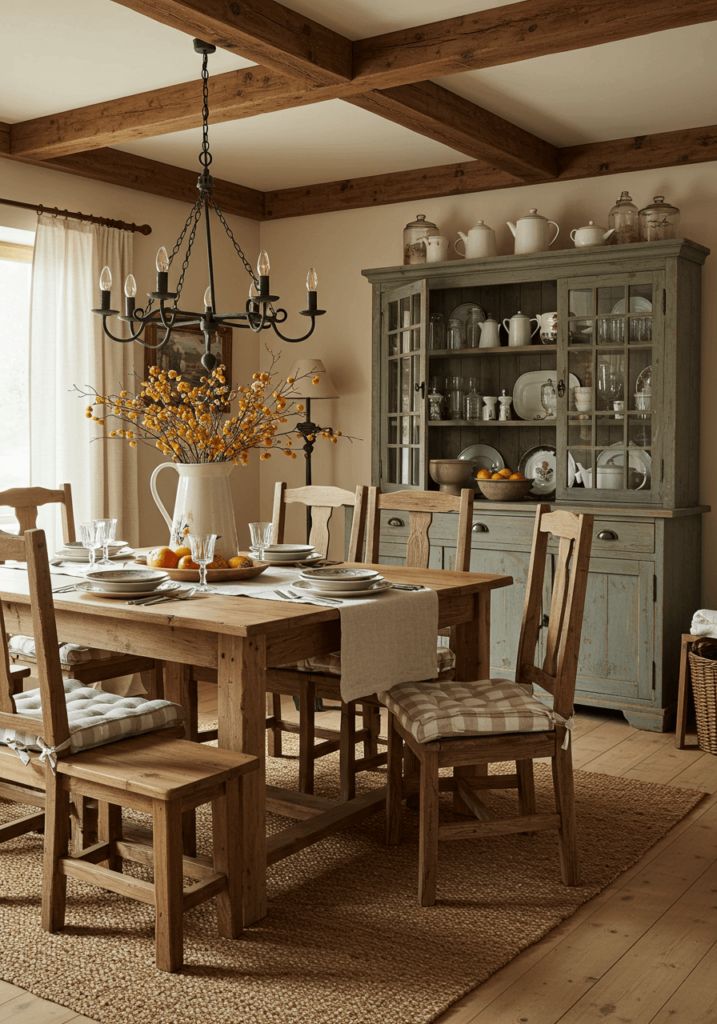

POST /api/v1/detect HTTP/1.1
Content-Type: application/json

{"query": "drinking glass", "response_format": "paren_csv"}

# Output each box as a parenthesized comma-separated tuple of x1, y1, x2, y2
(93, 518, 117, 567)
(188, 533, 217, 593)
(249, 522, 273, 561)
(79, 521, 103, 574)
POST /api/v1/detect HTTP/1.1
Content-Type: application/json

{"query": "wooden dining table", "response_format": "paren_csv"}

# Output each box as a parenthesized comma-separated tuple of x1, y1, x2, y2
(0, 561, 512, 925)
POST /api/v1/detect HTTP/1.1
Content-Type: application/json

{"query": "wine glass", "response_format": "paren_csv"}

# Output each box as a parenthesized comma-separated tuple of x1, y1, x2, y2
(93, 518, 117, 567)
(79, 521, 103, 574)
(188, 533, 217, 593)
(249, 522, 273, 561)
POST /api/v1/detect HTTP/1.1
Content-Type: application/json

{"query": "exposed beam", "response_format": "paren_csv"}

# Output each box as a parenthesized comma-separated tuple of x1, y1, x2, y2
(110, 0, 352, 86)
(0, 122, 10, 155)
(352, 0, 717, 89)
(3, 148, 265, 221)
(263, 123, 717, 220)
(346, 82, 558, 182)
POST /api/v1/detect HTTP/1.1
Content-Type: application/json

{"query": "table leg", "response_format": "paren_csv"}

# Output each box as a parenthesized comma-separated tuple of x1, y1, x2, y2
(217, 634, 267, 925)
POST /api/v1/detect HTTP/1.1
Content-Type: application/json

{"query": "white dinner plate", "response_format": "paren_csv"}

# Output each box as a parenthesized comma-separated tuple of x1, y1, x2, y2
(518, 446, 577, 496)
(512, 371, 580, 421)
(300, 567, 378, 582)
(84, 569, 168, 592)
(596, 444, 652, 489)
(263, 544, 315, 556)
(302, 576, 385, 593)
(55, 546, 134, 562)
(255, 552, 324, 567)
(291, 578, 393, 598)
(449, 302, 487, 325)
(611, 296, 652, 314)
(75, 580, 182, 599)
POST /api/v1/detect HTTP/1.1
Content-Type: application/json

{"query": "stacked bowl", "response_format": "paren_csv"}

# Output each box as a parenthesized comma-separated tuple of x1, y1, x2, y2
(290, 566, 392, 599)
(77, 568, 178, 600)
(250, 543, 320, 566)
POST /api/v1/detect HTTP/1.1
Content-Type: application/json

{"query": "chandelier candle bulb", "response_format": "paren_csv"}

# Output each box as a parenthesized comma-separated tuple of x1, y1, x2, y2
(204, 285, 212, 310)
(124, 274, 137, 316)
(94, 265, 118, 316)
(155, 247, 169, 273)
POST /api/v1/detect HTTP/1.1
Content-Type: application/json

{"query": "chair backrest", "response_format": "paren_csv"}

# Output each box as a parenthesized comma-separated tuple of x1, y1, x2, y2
(0, 485, 76, 545)
(0, 528, 70, 751)
(515, 506, 594, 719)
(271, 483, 369, 560)
(365, 488, 474, 571)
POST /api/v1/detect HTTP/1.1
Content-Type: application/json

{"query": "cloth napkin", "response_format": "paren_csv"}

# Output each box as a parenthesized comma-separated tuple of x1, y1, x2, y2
(690, 609, 717, 638)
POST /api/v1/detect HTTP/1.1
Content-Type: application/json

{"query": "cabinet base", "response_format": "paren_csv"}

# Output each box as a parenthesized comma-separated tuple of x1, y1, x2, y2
(575, 695, 676, 733)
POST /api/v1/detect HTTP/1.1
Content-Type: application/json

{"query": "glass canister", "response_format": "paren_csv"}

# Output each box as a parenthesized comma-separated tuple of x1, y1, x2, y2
(608, 191, 639, 244)
(638, 196, 680, 242)
(540, 379, 557, 419)
(446, 376, 466, 419)
(463, 378, 482, 420)
(403, 213, 439, 265)
(427, 384, 444, 421)
(447, 317, 465, 350)
(428, 313, 446, 350)
(465, 307, 484, 348)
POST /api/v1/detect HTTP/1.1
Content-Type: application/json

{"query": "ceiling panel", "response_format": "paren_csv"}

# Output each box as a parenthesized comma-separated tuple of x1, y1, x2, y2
(114, 100, 473, 191)
(437, 23, 717, 147)
(0, 0, 254, 123)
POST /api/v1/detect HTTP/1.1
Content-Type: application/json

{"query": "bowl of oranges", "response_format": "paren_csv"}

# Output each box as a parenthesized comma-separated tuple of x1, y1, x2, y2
(136, 546, 269, 582)
(475, 467, 534, 501)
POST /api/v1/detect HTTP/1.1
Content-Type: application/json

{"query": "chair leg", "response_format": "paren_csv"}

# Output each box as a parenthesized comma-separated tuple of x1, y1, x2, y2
(385, 714, 403, 845)
(299, 677, 317, 794)
(266, 692, 283, 757)
(362, 705, 380, 759)
(212, 777, 244, 939)
(340, 701, 357, 802)
(552, 741, 580, 886)
(42, 774, 70, 933)
(70, 795, 98, 854)
(405, 744, 420, 810)
(516, 759, 537, 816)
(418, 748, 439, 907)
(98, 801, 123, 872)
(153, 798, 184, 973)
(453, 764, 487, 815)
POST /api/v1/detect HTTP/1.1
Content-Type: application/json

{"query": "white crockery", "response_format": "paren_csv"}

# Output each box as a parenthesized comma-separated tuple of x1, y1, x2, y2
(84, 569, 168, 593)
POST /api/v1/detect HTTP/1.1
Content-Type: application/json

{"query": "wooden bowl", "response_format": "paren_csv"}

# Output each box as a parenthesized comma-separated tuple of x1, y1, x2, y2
(476, 478, 534, 501)
(429, 459, 474, 495)
(134, 554, 269, 583)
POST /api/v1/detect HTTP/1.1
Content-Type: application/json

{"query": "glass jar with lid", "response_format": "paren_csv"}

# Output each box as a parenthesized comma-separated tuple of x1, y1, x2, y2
(403, 213, 439, 265)
(428, 313, 446, 350)
(608, 191, 639, 244)
(465, 307, 485, 348)
(446, 376, 466, 419)
(427, 383, 444, 421)
(447, 317, 465, 350)
(463, 378, 482, 420)
(638, 196, 680, 242)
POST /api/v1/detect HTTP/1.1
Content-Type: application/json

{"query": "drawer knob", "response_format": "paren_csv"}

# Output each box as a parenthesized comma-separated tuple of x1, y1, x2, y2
(597, 529, 618, 540)
(387, 517, 404, 528)
(472, 523, 489, 533)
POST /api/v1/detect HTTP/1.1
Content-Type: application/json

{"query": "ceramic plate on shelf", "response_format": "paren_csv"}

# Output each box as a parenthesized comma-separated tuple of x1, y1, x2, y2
(448, 302, 487, 325)
(291, 578, 393, 599)
(513, 371, 580, 421)
(518, 446, 576, 497)
(611, 296, 652, 314)
(457, 444, 504, 473)
(75, 580, 182, 600)
(636, 365, 652, 393)
(596, 444, 652, 489)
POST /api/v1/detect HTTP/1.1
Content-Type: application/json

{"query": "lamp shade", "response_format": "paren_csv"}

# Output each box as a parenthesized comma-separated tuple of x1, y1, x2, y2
(287, 358, 339, 399)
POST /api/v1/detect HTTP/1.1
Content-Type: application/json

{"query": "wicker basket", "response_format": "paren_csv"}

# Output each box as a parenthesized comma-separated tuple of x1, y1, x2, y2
(688, 640, 717, 755)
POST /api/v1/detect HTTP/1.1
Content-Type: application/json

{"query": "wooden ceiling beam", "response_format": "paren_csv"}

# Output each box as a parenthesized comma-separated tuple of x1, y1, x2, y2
(2, 148, 265, 221)
(263, 122, 717, 220)
(352, 0, 717, 89)
(346, 82, 558, 182)
(110, 0, 352, 86)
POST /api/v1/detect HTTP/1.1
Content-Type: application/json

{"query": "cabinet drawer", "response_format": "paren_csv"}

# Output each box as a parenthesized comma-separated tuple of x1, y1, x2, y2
(591, 519, 654, 554)
(469, 514, 655, 555)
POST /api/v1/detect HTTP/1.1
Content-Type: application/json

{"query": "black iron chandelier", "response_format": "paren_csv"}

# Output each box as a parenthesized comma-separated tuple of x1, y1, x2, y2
(92, 39, 325, 372)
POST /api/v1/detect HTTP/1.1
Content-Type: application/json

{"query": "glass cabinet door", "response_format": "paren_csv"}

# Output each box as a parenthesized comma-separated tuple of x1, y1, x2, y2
(556, 272, 663, 503)
(380, 279, 428, 491)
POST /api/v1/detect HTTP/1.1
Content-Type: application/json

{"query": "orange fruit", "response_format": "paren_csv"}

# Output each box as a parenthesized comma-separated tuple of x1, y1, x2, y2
(177, 555, 199, 569)
(147, 546, 179, 569)
(498, 468, 512, 478)
(476, 468, 492, 479)
(207, 554, 229, 569)
(491, 471, 503, 480)
(509, 472, 525, 480)
(173, 545, 191, 558)
(229, 555, 253, 568)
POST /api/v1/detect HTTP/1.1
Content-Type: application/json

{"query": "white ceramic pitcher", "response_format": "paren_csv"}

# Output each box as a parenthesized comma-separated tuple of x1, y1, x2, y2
(150, 462, 238, 560)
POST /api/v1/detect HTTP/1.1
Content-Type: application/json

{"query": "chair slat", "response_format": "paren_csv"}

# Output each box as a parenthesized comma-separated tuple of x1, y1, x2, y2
(543, 535, 573, 678)
(406, 511, 432, 569)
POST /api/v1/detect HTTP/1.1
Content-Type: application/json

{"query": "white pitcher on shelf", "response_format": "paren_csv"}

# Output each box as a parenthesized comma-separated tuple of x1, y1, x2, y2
(150, 462, 238, 560)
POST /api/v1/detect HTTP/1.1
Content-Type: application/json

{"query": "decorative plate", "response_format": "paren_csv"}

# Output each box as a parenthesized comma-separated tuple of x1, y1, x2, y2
(512, 371, 580, 421)
(457, 444, 505, 494)
(596, 444, 652, 489)
(449, 302, 487, 325)
(636, 365, 652, 393)
(76, 580, 183, 599)
(611, 296, 652, 314)
(300, 567, 379, 582)
(518, 446, 577, 497)
(291, 578, 393, 598)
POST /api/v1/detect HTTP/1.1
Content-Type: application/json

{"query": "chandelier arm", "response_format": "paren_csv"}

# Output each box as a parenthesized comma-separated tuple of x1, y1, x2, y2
(270, 319, 318, 344)
(100, 320, 147, 344)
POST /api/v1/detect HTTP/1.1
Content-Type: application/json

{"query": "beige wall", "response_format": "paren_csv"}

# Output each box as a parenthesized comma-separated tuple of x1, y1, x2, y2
(0, 158, 261, 549)
(260, 163, 717, 601)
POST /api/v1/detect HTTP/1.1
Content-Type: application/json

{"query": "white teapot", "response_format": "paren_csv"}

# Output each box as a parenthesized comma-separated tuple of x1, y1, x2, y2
(478, 315, 501, 348)
(507, 209, 560, 255)
(455, 221, 497, 259)
(503, 310, 539, 347)
(570, 221, 616, 247)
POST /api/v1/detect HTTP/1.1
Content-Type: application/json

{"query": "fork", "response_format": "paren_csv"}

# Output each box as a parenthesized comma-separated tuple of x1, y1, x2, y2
(127, 587, 197, 606)
(273, 588, 342, 607)
(52, 584, 77, 594)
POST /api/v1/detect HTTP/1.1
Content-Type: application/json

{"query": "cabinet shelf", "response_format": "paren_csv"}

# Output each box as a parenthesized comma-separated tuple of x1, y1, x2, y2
(428, 419, 555, 427)
(429, 345, 556, 357)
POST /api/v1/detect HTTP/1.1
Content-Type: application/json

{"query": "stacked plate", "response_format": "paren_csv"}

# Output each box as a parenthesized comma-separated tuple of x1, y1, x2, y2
(250, 543, 322, 566)
(75, 568, 181, 600)
(291, 566, 393, 599)
(55, 541, 134, 562)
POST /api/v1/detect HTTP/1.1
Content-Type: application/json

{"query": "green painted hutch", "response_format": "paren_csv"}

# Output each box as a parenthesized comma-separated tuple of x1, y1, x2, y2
(362, 240, 709, 731)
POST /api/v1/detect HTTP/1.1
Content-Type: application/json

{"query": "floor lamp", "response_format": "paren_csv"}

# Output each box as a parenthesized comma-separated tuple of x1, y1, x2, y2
(287, 358, 339, 542)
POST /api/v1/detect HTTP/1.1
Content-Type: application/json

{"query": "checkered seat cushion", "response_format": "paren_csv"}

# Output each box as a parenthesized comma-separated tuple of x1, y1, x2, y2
(378, 678, 558, 745)
(286, 645, 456, 677)
(9, 635, 99, 666)
(0, 679, 185, 758)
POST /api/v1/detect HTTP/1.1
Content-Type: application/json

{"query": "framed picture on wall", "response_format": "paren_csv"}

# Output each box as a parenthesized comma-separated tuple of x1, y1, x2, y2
(142, 323, 233, 409)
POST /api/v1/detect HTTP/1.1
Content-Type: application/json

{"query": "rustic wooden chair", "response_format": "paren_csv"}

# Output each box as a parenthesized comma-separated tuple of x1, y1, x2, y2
(1, 485, 159, 697)
(265, 486, 475, 800)
(0, 527, 259, 972)
(381, 505, 593, 905)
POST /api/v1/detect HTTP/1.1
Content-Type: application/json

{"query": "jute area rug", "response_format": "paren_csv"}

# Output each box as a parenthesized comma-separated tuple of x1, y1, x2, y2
(0, 737, 703, 1024)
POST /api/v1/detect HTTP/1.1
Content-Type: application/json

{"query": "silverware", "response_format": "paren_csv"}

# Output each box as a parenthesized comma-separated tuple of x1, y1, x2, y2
(127, 587, 197, 606)
(52, 584, 77, 594)
(273, 588, 342, 607)
(391, 584, 427, 591)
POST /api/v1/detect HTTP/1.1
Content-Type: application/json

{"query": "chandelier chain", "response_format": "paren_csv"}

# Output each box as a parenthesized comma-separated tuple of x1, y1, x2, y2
(173, 207, 202, 304)
(199, 52, 212, 170)
(210, 199, 278, 318)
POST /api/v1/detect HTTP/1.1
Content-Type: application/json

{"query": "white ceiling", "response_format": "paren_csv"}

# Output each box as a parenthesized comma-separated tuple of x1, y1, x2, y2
(2, 0, 716, 191)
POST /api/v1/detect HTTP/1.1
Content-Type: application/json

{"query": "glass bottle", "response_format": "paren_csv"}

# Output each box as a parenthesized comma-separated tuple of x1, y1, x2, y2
(427, 384, 444, 421)
(463, 378, 482, 420)
(465, 307, 484, 348)
(638, 196, 680, 242)
(608, 191, 639, 244)
(447, 317, 465, 350)
(428, 313, 446, 350)
(403, 213, 439, 265)
(540, 379, 557, 419)
(446, 376, 466, 419)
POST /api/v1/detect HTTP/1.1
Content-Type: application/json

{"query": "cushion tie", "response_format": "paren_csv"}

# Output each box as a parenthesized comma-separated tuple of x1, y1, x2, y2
(37, 736, 72, 774)
(5, 739, 31, 766)
(551, 712, 574, 750)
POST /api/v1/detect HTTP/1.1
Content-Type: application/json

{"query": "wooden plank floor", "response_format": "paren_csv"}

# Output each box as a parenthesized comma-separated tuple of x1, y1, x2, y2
(2, 689, 716, 1024)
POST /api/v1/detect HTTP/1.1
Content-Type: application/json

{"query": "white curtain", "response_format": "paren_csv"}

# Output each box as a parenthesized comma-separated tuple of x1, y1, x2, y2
(29, 215, 138, 553)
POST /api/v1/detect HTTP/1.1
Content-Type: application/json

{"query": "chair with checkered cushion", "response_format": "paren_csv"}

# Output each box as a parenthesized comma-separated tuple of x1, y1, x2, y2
(0, 528, 259, 972)
(380, 505, 593, 906)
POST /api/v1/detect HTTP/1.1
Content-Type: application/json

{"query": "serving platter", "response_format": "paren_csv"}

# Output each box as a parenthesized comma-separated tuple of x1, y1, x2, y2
(134, 557, 270, 582)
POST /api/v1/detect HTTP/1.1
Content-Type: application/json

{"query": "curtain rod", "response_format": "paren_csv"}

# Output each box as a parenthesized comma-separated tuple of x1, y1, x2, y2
(0, 197, 152, 235)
